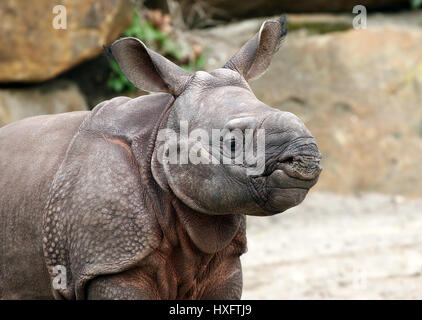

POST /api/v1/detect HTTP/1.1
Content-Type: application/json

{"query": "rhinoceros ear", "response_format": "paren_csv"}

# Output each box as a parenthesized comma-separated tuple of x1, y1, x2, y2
(108, 37, 192, 96)
(223, 16, 287, 81)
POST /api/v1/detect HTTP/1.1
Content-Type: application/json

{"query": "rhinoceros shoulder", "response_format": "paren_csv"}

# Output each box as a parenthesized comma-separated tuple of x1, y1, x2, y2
(82, 93, 174, 143)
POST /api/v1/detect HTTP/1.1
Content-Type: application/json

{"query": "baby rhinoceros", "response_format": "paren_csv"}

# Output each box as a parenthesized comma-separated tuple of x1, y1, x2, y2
(0, 17, 321, 300)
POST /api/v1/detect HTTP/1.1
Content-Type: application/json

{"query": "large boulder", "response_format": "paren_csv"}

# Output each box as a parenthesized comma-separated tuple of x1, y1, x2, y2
(193, 13, 422, 196)
(0, 0, 133, 82)
(0, 80, 88, 127)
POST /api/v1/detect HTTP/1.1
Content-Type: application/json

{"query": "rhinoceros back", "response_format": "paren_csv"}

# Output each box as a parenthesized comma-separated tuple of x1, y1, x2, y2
(0, 111, 88, 299)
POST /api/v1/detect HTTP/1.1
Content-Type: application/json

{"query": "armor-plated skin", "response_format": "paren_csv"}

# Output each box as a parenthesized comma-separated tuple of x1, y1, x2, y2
(0, 17, 321, 299)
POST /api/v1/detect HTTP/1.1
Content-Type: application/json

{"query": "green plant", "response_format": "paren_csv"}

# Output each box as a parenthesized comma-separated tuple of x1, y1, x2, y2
(107, 60, 136, 93)
(107, 11, 205, 93)
(411, 0, 422, 9)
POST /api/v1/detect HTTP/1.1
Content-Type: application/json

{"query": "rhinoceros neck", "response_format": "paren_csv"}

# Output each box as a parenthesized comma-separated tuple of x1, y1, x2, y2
(168, 197, 247, 254)
(130, 94, 176, 222)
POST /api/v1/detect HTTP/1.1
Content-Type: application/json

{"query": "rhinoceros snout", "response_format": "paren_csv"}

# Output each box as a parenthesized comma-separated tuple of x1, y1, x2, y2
(260, 111, 322, 181)
(276, 138, 322, 181)
(248, 113, 322, 215)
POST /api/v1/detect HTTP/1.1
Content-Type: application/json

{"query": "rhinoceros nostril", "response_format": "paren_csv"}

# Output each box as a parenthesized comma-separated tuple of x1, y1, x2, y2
(281, 156, 294, 165)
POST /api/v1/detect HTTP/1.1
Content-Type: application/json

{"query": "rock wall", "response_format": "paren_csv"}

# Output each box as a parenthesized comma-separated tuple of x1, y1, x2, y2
(1, 7, 420, 196)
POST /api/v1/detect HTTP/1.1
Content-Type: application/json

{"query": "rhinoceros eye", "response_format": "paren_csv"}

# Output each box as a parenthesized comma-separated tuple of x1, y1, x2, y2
(230, 139, 237, 152)
(221, 130, 244, 162)
(223, 138, 238, 153)
(223, 137, 242, 160)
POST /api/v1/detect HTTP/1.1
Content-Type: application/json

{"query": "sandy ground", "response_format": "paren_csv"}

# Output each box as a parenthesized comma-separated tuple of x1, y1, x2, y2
(241, 192, 422, 299)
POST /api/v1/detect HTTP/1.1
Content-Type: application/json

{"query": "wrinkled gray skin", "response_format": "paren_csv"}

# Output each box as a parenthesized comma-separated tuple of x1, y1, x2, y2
(0, 17, 321, 299)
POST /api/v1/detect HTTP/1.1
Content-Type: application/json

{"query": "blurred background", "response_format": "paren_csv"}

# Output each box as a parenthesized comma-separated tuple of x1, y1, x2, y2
(0, 0, 421, 299)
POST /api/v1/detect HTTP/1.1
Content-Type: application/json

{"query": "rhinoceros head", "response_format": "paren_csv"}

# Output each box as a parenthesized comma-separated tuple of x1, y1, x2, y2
(110, 16, 321, 216)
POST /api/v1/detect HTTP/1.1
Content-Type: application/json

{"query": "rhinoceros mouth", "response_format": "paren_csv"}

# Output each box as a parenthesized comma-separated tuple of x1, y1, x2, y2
(248, 152, 322, 214)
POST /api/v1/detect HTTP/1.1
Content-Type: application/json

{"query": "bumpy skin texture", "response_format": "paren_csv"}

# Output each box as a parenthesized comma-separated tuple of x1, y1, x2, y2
(0, 112, 88, 299)
(0, 16, 321, 299)
(43, 95, 163, 299)
(86, 205, 246, 300)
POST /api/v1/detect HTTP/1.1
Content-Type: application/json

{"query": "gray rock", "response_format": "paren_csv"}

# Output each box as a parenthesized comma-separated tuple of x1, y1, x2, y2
(0, 81, 88, 127)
